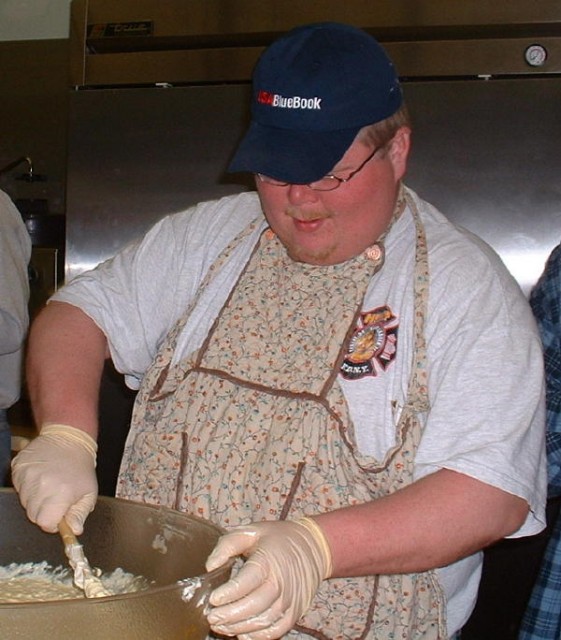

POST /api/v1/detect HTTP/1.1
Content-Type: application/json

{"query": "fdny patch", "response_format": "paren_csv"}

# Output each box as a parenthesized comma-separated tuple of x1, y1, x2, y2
(340, 306, 398, 380)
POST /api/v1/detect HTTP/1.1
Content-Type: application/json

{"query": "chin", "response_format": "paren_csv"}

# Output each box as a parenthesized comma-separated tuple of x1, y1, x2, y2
(287, 245, 344, 266)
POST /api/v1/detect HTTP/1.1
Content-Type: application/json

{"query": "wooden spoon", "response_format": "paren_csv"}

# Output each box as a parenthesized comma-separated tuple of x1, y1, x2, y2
(58, 517, 111, 598)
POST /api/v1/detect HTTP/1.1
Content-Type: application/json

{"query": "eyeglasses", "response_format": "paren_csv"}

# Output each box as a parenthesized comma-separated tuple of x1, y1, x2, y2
(256, 145, 382, 192)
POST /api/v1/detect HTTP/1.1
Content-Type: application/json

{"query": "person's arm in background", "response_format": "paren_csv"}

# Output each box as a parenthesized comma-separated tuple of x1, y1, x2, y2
(0, 189, 31, 370)
(11, 301, 110, 534)
(518, 244, 561, 639)
(0, 191, 31, 486)
(530, 244, 561, 497)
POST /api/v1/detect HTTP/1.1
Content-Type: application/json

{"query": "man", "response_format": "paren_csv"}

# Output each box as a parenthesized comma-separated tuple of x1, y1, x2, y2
(12, 22, 546, 639)
(519, 242, 561, 639)
(0, 189, 31, 485)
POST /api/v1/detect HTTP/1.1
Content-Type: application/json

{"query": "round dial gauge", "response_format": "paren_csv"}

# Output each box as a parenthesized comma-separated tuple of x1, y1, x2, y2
(524, 45, 547, 67)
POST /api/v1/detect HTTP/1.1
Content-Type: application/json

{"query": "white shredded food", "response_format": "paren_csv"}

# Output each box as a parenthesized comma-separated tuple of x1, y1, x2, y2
(0, 562, 151, 603)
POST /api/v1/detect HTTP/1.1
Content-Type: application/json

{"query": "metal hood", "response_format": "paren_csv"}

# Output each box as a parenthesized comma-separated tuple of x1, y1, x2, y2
(70, 0, 561, 87)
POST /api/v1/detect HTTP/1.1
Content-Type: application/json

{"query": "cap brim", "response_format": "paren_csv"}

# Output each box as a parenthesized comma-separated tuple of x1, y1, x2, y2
(228, 121, 361, 184)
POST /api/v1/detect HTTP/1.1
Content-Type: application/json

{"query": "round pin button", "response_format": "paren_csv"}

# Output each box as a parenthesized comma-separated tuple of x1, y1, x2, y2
(365, 244, 382, 262)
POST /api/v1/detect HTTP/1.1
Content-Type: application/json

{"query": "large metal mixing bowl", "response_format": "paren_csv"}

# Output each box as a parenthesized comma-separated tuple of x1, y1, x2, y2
(0, 489, 230, 639)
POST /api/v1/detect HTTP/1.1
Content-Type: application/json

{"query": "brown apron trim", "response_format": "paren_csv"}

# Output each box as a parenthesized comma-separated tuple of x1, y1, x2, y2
(403, 192, 430, 411)
(293, 624, 330, 640)
(174, 431, 191, 511)
(189, 364, 373, 460)
(148, 362, 172, 401)
(191, 365, 333, 406)
(279, 461, 305, 521)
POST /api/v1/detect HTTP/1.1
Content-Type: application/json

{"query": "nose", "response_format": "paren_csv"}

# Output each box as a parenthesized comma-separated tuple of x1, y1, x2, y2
(287, 183, 319, 205)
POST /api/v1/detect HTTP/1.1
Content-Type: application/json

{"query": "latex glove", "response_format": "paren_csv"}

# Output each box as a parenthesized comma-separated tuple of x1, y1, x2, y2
(205, 517, 332, 640)
(11, 423, 98, 535)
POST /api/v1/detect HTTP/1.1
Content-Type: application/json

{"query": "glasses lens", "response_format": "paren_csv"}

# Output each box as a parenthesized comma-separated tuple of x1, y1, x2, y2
(309, 176, 340, 191)
(257, 174, 341, 190)
(257, 174, 288, 186)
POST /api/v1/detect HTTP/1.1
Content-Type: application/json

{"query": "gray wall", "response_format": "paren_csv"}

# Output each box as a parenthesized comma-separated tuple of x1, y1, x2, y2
(0, 0, 71, 41)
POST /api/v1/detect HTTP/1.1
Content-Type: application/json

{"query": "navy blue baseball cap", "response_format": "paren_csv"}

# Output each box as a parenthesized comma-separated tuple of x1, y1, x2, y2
(228, 22, 403, 184)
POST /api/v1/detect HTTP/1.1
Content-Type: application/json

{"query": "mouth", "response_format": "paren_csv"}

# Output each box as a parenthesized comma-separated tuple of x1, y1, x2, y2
(287, 209, 330, 231)
(291, 217, 326, 233)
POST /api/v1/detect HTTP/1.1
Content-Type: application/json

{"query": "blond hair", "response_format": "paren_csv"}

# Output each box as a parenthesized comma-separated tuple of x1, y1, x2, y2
(357, 104, 412, 148)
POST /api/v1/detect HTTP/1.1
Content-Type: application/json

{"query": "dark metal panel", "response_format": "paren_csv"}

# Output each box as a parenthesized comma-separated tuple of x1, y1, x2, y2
(389, 37, 561, 77)
(83, 47, 259, 86)
(79, 37, 561, 87)
(77, 0, 561, 36)
(66, 77, 561, 295)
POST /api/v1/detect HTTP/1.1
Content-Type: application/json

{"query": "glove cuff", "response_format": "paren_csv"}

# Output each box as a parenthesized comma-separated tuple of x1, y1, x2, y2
(297, 516, 333, 580)
(41, 423, 98, 460)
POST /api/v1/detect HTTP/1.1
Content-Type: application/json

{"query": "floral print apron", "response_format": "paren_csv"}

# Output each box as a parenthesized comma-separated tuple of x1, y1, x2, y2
(117, 192, 447, 639)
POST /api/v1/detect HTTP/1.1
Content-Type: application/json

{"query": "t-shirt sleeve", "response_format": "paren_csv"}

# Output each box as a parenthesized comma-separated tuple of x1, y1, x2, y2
(51, 194, 261, 388)
(415, 236, 547, 538)
(52, 215, 189, 387)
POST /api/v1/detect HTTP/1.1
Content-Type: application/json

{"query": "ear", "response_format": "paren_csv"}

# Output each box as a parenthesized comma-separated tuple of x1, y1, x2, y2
(387, 126, 411, 181)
